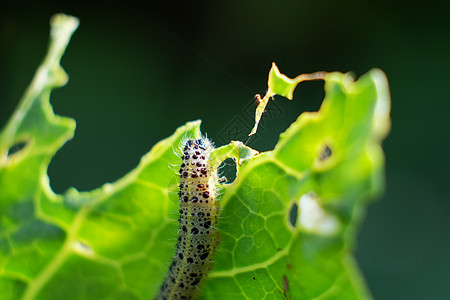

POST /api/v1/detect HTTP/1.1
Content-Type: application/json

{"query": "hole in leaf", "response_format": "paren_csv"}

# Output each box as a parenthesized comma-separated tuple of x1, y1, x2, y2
(7, 140, 29, 157)
(217, 158, 237, 184)
(318, 144, 332, 162)
(288, 202, 298, 227)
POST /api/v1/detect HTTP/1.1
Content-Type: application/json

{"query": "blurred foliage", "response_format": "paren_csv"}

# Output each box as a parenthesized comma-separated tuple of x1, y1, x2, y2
(0, 14, 391, 299)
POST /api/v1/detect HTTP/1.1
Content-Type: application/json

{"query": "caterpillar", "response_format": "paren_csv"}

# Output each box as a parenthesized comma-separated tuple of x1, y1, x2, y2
(156, 138, 219, 300)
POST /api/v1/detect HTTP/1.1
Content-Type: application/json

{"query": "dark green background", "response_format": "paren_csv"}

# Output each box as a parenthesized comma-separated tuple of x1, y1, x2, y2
(1, 1, 449, 299)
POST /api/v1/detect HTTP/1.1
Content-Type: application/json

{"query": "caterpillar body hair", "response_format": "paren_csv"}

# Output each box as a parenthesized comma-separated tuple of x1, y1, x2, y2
(156, 138, 219, 300)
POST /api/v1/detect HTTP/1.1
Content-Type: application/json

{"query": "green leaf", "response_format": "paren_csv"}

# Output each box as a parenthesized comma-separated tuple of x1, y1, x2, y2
(0, 14, 390, 300)
(204, 68, 390, 299)
(250, 63, 327, 136)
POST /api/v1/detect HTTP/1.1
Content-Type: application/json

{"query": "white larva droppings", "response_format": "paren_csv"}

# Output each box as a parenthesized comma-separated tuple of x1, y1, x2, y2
(156, 138, 219, 300)
(73, 240, 93, 256)
(298, 192, 339, 235)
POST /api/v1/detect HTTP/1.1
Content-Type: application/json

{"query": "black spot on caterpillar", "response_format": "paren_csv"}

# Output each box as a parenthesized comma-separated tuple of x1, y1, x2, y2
(156, 138, 219, 300)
